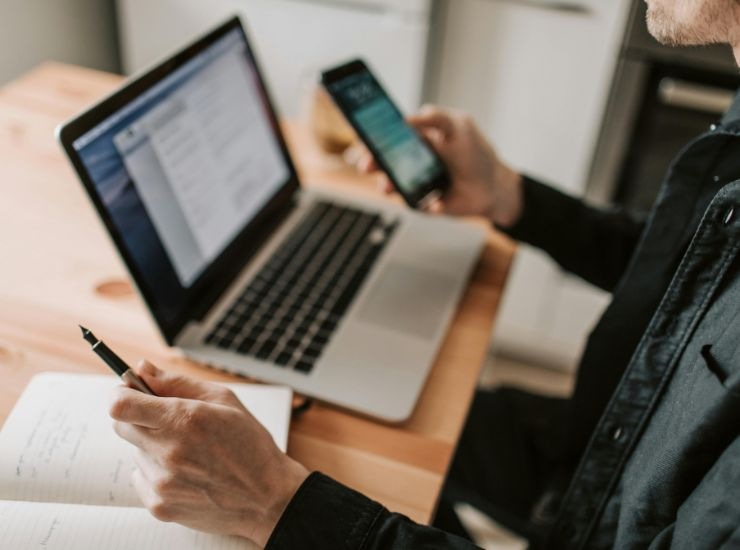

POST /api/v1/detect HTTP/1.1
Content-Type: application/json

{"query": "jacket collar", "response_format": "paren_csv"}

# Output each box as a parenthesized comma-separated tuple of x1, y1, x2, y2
(720, 88, 740, 129)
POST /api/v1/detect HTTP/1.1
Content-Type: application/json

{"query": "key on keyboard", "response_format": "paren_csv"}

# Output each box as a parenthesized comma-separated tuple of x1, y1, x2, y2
(205, 201, 397, 373)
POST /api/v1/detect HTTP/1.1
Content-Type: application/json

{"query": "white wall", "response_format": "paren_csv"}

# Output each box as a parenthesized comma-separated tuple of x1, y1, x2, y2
(0, 0, 119, 85)
(116, 0, 433, 118)
(432, 0, 631, 192)
(430, 0, 632, 370)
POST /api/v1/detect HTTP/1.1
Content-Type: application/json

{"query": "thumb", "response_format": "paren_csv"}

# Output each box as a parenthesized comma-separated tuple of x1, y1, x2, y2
(426, 199, 445, 215)
(407, 105, 455, 137)
(133, 360, 216, 401)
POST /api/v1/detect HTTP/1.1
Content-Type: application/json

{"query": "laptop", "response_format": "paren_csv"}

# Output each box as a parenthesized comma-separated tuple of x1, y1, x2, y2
(57, 17, 485, 422)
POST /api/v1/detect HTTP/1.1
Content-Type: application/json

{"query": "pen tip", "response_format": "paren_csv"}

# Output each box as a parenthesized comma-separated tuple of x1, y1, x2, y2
(79, 325, 88, 335)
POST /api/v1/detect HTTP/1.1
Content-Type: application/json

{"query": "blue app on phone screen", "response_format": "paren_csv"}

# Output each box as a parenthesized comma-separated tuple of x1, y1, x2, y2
(323, 60, 449, 208)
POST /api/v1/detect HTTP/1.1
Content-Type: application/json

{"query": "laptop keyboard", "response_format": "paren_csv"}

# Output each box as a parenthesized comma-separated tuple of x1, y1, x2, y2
(205, 201, 398, 373)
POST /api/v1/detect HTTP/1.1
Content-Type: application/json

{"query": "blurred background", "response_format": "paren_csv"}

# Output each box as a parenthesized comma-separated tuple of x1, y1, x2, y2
(3, 0, 738, 546)
(4, 0, 739, 379)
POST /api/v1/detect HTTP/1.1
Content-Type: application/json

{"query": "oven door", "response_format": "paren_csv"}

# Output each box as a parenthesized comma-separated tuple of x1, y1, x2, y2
(588, 62, 738, 211)
(616, 67, 736, 211)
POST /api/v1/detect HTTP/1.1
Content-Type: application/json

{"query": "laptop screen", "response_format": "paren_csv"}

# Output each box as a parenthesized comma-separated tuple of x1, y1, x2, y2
(67, 22, 296, 340)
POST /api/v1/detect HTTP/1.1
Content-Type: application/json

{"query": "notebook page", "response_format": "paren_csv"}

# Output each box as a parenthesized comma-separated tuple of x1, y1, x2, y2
(0, 373, 291, 507)
(0, 499, 256, 549)
(227, 381, 292, 456)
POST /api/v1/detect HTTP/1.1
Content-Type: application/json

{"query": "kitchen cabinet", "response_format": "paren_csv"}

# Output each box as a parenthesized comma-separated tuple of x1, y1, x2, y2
(0, 0, 118, 85)
(116, 0, 434, 117)
(430, 0, 631, 370)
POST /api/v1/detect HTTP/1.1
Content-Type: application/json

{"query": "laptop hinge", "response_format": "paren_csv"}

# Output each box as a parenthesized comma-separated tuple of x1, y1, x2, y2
(188, 195, 299, 324)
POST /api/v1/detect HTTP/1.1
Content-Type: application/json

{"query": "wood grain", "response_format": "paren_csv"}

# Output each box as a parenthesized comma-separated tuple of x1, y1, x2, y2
(0, 62, 515, 523)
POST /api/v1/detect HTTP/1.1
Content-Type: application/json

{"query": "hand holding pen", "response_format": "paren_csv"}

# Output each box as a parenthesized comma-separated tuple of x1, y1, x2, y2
(79, 325, 155, 395)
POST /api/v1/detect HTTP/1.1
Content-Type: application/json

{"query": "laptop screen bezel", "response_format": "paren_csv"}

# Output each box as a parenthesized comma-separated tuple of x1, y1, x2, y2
(57, 16, 300, 344)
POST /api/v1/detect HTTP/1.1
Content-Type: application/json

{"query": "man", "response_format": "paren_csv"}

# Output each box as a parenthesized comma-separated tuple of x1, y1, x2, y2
(109, 1, 740, 548)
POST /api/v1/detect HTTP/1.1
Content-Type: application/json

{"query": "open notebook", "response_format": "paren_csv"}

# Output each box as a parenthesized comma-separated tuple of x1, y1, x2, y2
(0, 373, 292, 549)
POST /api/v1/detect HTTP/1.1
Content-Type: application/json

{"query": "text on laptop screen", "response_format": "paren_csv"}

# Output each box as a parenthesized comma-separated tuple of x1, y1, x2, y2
(72, 29, 290, 318)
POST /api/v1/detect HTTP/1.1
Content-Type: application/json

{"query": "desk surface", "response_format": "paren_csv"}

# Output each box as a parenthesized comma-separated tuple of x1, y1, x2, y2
(0, 63, 515, 523)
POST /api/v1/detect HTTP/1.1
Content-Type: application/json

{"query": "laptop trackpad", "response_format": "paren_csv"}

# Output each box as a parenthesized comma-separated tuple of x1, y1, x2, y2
(355, 262, 456, 340)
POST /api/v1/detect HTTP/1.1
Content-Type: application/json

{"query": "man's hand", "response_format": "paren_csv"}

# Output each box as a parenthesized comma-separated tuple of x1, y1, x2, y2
(359, 105, 524, 228)
(109, 361, 309, 547)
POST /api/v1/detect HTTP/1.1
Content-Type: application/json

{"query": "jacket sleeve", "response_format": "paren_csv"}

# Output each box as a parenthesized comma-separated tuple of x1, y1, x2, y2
(266, 472, 482, 549)
(501, 176, 647, 292)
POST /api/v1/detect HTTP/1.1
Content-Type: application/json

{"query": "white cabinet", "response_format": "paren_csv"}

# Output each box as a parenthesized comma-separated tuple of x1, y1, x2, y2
(116, 0, 433, 117)
(0, 0, 118, 85)
(431, 0, 631, 370)
(115, 0, 634, 371)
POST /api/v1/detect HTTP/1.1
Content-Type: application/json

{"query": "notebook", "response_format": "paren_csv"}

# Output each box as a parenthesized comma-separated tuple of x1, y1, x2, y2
(0, 373, 292, 549)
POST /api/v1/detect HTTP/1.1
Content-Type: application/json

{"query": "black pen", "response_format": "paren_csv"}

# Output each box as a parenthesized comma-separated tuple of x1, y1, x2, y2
(79, 325, 155, 395)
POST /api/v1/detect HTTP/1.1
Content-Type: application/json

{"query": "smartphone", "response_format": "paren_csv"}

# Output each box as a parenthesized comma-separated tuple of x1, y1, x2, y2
(321, 59, 450, 209)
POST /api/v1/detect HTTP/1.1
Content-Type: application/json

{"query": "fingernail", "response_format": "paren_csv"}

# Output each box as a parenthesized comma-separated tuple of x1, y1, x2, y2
(139, 360, 158, 376)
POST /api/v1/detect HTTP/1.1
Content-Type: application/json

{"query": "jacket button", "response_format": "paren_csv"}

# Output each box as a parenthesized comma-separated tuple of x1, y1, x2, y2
(710, 124, 718, 131)
(611, 426, 624, 441)
(724, 207, 735, 226)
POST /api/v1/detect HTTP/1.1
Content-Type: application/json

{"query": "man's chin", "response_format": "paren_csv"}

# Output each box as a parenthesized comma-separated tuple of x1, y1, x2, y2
(646, 7, 685, 46)
(645, 1, 732, 48)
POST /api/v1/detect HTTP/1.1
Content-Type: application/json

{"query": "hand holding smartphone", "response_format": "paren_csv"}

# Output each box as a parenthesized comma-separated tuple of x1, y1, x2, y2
(321, 59, 450, 209)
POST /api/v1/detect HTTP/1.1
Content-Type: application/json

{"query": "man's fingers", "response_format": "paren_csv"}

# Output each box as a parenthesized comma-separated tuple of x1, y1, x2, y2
(423, 197, 445, 215)
(133, 448, 165, 481)
(134, 447, 185, 492)
(109, 386, 170, 428)
(407, 105, 455, 136)
(345, 142, 379, 175)
(358, 153, 378, 174)
(113, 420, 158, 451)
(351, 141, 377, 174)
(375, 175, 395, 195)
(131, 467, 177, 522)
(134, 360, 229, 403)
(134, 448, 204, 500)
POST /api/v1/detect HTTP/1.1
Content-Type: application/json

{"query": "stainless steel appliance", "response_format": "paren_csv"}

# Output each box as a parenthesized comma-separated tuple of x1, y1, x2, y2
(587, 0, 740, 210)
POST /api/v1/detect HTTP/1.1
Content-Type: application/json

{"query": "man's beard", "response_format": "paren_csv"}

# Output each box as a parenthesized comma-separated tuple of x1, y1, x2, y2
(646, 0, 733, 47)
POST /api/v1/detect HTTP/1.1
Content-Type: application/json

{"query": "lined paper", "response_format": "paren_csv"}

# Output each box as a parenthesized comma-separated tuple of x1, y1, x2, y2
(0, 373, 291, 507)
(0, 499, 256, 549)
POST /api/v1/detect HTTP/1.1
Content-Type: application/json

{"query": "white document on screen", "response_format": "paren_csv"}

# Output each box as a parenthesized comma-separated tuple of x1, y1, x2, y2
(115, 45, 288, 286)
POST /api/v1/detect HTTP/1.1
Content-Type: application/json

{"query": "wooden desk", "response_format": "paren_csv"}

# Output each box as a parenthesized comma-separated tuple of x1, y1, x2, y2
(0, 63, 515, 524)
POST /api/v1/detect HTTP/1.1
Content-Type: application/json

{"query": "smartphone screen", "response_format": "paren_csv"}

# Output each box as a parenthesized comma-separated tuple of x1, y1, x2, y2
(322, 61, 448, 207)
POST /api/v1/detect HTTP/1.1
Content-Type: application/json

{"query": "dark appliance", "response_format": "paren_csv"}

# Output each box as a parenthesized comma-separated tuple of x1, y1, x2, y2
(587, 0, 740, 211)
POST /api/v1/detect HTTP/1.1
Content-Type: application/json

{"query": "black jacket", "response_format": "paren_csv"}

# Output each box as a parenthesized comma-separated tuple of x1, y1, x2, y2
(267, 92, 740, 549)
